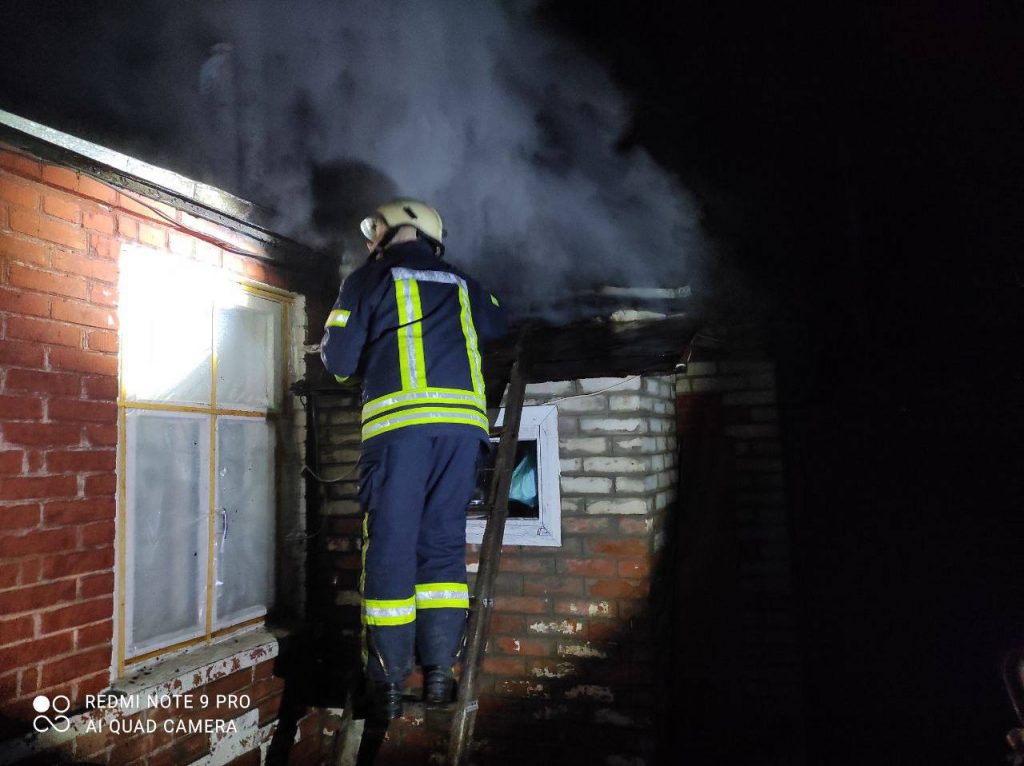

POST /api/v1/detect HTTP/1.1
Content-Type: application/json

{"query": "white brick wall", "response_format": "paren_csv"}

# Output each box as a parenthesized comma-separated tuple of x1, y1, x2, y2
(561, 437, 609, 455)
(608, 394, 642, 411)
(577, 376, 643, 393)
(524, 374, 677, 521)
(561, 476, 614, 494)
(615, 475, 659, 493)
(586, 498, 651, 515)
(615, 436, 660, 453)
(579, 417, 647, 434)
(582, 456, 653, 474)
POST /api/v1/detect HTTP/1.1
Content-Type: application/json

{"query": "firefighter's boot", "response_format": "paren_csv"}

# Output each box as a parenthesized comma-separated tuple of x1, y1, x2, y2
(371, 682, 404, 721)
(424, 666, 455, 704)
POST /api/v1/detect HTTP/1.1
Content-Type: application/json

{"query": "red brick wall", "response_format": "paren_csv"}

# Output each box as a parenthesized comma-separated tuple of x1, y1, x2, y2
(1, 651, 340, 765)
(0, 146, 328, 763)
(1, 149, 123, 728)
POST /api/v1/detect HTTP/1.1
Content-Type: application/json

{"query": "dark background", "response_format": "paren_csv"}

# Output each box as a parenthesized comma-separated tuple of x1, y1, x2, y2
(543, 3, 1024, 763)
(2, 2, 1022, 763)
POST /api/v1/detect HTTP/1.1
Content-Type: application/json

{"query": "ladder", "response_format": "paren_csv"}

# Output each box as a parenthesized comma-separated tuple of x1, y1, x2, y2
(447, 348, 529, 765)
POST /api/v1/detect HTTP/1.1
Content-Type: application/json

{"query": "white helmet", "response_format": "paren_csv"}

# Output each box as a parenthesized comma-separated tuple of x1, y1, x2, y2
(360, 199, 445, 254)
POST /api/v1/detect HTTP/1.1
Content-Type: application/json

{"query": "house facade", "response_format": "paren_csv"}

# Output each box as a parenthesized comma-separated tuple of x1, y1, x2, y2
(0, 113, 802, 765)
(0, 116, 337, 764)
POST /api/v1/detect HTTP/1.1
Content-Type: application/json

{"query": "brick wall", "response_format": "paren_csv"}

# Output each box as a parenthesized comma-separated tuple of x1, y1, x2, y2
(0, 634, 342, 765)
(672, 360, 804, 761)
(0, 145, 326, 764)
(317, 374, 678, 764)
(0, 163, 803, 766)
(308, 388, 364, 695)
(1, 149, 124, 727)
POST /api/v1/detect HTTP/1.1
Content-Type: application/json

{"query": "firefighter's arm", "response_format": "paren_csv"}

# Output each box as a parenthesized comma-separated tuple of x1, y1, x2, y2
(320, 270, 370, 383)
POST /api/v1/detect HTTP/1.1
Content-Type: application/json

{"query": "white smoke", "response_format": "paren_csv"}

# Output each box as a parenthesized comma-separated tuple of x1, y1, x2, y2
(93, 0, 709, 315)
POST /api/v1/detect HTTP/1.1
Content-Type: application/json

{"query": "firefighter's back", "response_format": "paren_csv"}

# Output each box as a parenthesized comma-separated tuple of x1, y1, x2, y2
(355, 239, 503, 445)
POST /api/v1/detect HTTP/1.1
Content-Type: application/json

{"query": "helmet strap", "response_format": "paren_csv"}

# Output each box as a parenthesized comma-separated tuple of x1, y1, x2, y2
(367, 226, 401, 261)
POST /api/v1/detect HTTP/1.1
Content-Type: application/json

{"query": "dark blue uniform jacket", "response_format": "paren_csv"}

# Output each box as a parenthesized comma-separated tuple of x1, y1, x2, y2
(320, 239, 507, 444)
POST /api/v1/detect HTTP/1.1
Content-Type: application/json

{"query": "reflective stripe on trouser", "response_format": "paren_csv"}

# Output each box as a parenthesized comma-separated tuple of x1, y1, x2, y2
(416, 582, 469, 609)
(358, 433, 481, 683)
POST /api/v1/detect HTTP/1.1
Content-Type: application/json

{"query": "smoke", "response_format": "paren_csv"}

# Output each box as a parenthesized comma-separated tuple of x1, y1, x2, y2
(16, 0, 709, 318)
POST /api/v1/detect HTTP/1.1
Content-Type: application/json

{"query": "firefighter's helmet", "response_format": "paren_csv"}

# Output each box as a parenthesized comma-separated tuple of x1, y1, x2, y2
(360, 199, 445, 251)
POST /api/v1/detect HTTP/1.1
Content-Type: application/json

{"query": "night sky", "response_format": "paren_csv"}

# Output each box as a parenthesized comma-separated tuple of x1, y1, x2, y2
(2, 2, 1022, 763)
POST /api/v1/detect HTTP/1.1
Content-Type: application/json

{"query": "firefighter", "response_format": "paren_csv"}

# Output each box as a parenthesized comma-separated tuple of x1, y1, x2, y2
(321, 199, 507, 720)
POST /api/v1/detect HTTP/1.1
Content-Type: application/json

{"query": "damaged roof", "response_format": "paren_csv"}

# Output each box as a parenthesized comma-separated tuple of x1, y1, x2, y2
(483, 313, 698, 397)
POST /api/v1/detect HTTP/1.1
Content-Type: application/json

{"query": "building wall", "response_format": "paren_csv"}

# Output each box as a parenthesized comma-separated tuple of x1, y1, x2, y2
(0, 146, 330, 764)
(671, 360, 804, 763)
(316, 374, 678, 765)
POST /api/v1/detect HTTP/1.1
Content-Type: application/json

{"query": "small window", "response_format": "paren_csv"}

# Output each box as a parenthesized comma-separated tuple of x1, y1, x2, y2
(466, 404, 561, 547)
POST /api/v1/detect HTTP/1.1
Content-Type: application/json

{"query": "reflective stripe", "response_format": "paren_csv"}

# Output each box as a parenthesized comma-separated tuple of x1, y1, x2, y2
(365, 614, 414, 625)
(365, 595, 417, 626)
(395, 279, 426, 390)
(334, 374, 350, 384)
(325, 308, 351, 328)
(391, 267, 483, 399)
(415, 597, 469, 608)
(365, 614, 416, 626)
(391, 267, 462, 285)
(395, 279, 413, 389)
(490, 294, 500, 307)
(416, 582, 469, 609)
(362, 387, 486, 422)
(457, 283, 485, 396)
(361, 406, 489, 441)
(409, 281, 427, 387)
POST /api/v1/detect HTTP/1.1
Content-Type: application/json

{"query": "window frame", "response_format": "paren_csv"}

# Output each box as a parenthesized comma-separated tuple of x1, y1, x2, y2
(466, 404, 562, 547)
(115, 248, 294, 675)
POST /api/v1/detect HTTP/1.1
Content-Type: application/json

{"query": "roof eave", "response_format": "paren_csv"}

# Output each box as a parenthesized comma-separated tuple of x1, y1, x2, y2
(0, 108, 315, 269)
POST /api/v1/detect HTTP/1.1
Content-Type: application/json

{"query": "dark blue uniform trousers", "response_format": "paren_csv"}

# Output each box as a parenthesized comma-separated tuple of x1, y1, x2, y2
(358, 433, 481, 684)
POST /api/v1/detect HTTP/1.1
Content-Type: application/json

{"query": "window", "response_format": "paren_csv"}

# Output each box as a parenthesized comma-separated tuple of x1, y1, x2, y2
(466, 404, 561, 547)
(117, 246, 290, 670)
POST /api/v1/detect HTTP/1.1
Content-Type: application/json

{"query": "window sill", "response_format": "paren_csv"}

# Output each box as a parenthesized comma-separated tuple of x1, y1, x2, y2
(0, 627, 285, 762)
(466, 517, 561, 547)
(110, 625, 282, 711)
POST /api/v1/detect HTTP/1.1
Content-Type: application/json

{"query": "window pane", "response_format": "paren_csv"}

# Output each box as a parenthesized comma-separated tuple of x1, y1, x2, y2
(126, 411, 209, 655)
(120, 247, 214, 405)
(508, 441, 540, 519)
(214, 418, 275, 627)
(215, 292, 282, 410)
(474, 441, 540, 519)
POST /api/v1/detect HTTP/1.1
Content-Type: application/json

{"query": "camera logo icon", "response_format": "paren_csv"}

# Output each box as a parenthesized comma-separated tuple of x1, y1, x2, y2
(32, 695, 71, 733)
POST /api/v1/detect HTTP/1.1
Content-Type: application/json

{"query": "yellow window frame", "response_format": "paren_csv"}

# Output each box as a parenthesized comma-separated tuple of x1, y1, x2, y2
(116, 278, 294, 674)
